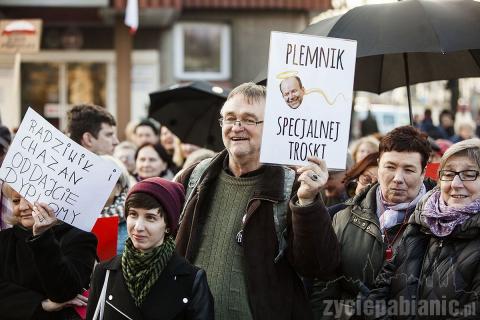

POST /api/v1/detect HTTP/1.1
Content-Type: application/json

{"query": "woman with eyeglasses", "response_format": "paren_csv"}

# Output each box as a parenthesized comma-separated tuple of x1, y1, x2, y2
(367, 138, 480, 318)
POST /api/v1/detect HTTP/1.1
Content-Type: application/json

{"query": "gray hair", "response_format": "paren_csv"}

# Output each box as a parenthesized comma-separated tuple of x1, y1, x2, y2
(223, 82, 266, 111)
(440, 138, 480, 171)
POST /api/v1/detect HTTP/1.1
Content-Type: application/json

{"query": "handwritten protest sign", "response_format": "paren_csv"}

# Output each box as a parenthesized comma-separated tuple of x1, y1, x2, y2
(0, 108, 121, 231)
(260, 31, 357, 170)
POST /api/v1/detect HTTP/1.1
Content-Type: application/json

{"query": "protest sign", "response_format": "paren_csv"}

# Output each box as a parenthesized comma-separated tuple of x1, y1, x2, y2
(260, 31, 357, 170)
(0, 108, 121, 231)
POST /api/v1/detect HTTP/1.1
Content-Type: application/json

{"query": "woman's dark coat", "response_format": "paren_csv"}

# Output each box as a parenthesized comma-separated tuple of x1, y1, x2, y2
(0, 223, 97, 320)
(86, 252, 214, 320)
(368, 189, 480, 319)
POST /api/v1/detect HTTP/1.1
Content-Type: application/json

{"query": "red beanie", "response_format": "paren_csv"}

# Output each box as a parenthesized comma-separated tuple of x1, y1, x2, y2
(126, 177, 185, 233)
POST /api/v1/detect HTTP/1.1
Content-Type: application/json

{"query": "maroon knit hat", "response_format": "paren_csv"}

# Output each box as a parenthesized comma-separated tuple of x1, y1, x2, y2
(126, 177, 185, 233)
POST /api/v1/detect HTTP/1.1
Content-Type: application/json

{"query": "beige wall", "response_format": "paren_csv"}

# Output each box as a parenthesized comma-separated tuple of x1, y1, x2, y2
(160, 10, 309, 86)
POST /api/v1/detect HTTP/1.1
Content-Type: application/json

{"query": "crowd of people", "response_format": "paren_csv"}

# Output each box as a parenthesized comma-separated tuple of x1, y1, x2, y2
(0, 82, 480, 319)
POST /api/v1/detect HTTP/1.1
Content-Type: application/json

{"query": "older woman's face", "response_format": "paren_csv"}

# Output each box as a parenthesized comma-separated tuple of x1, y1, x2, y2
(441, 155, 480, 207)
(136, 146, 167, 179)
(127, 207, 167, 252)
(10, 189, 34, 229)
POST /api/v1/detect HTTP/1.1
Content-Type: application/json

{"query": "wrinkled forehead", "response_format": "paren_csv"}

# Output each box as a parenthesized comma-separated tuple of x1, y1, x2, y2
(221, 94, 265, 119)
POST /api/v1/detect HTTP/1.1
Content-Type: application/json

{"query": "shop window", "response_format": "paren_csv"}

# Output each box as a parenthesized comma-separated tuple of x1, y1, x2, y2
(21, 62, 106, 129)
(173, 22, 231, 80)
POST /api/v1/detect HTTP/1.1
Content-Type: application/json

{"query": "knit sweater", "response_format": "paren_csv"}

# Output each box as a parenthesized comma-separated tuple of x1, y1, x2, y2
(194, 170, 262, 320)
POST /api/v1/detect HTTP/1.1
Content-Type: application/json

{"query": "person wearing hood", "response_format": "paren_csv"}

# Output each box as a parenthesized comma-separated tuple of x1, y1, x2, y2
(367, 138, 480, 319)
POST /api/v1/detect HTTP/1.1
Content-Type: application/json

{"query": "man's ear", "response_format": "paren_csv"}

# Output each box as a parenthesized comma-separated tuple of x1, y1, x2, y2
(81, 132, 94, 148)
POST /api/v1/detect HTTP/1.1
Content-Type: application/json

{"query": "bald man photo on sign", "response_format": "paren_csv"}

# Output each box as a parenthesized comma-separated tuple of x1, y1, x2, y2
(280, 76, 306, 109)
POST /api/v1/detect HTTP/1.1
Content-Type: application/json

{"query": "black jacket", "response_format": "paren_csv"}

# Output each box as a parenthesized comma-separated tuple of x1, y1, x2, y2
(368, 188, 480, 319)
(86, 253, 214, 320)
(0, 223, 97, 320)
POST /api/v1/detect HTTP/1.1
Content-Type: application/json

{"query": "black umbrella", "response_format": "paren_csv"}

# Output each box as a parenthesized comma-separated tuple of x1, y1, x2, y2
(149, 81, 230, 151)
(255, 0, 480, 124)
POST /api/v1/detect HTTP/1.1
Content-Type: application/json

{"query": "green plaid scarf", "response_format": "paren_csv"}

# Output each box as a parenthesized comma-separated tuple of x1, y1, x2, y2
(121, 236, 175, 307)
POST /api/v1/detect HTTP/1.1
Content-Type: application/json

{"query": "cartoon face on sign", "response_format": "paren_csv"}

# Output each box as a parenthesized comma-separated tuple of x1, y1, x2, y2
(279, 76, 305, 109)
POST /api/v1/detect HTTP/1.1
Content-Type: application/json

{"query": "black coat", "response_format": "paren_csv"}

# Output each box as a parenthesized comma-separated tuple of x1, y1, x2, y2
(86, 253, 214, 320)
(368, 189, 480, 319)
(0, 223, 97, 320)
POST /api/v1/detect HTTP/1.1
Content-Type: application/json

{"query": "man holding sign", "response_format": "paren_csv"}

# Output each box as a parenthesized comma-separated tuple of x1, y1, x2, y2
(176, 82, 339, 319)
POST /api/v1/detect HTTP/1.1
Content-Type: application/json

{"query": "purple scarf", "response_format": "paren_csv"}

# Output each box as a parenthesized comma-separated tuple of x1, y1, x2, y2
(376, 184, 426, 231)
(422, 190, 480, 237)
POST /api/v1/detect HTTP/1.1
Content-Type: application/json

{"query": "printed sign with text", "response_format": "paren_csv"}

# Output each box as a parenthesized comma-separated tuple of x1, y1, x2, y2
(260, 31, 357, 170)
(0, 108, 121, 231)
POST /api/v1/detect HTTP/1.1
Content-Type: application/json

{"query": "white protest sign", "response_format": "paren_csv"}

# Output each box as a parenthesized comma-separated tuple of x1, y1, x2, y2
(260, 31, 357, 170)
(0, 108, 121, 231)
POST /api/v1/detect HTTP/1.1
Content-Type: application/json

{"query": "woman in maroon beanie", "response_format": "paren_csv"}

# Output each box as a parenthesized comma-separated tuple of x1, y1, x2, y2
(86, 177, 214, 320)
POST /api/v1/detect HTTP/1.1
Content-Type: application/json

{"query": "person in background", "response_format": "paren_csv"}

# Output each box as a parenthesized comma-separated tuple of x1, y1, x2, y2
(345, 151, 379, 197)
(327, 152, 380, 219)
(160, 126, 185, 168)
(367, 138, 480, 319)
(0, 125, 12, 231)
(86, 177, 214, 320)
(133, 119, 160, 147)
(114, 141, 137, 183)
(438, 109, 455, 140)
(420, 108, 444, 139)
(135, 143, 177, 181)
(350, 136, 380, 164)
(0, 185, 97, 320)
(451, 120, 477, 143)
(311, 126, 432, 319)
(360, 109, 379, 137)
(124, 120, 139, 144)
(100, 155, 133, 254)
(321, 153, 354, 207)
(67, 103, 119, 155)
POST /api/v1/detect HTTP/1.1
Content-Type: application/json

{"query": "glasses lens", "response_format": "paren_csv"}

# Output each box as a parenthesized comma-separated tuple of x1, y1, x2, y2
(440, 171, 455, 181)
(460, 170, 479, 181)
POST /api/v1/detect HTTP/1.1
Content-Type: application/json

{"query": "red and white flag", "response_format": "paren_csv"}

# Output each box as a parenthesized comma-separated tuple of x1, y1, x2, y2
(124, 0, 138, 34)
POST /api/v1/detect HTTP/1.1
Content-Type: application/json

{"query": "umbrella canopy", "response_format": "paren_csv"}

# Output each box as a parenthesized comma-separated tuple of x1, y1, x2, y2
(254, 0, 480, 121)
(149, 81, 230, 151)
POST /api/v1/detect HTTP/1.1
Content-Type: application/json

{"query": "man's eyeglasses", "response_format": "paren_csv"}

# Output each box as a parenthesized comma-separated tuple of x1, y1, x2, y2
(439, 170, 480, 181)
(219, 118, 264, 127)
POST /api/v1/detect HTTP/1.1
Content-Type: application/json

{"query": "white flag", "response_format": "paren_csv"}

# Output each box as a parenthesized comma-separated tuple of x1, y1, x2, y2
(124, 0, 138, 34)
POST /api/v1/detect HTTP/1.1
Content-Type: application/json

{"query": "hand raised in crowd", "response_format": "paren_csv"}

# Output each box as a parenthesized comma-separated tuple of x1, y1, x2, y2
(296, 156, 328, 206)
(41, 293, 88, 312)
(32, 202, 58, 236)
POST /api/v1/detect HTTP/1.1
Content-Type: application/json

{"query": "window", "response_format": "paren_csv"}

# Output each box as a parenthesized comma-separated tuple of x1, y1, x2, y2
(173, 22, 231, 80)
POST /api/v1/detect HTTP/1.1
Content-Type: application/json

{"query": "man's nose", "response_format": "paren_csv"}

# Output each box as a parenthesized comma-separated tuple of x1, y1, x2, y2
(231, 122, 245, 131)
(113, 135, 119, 146)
